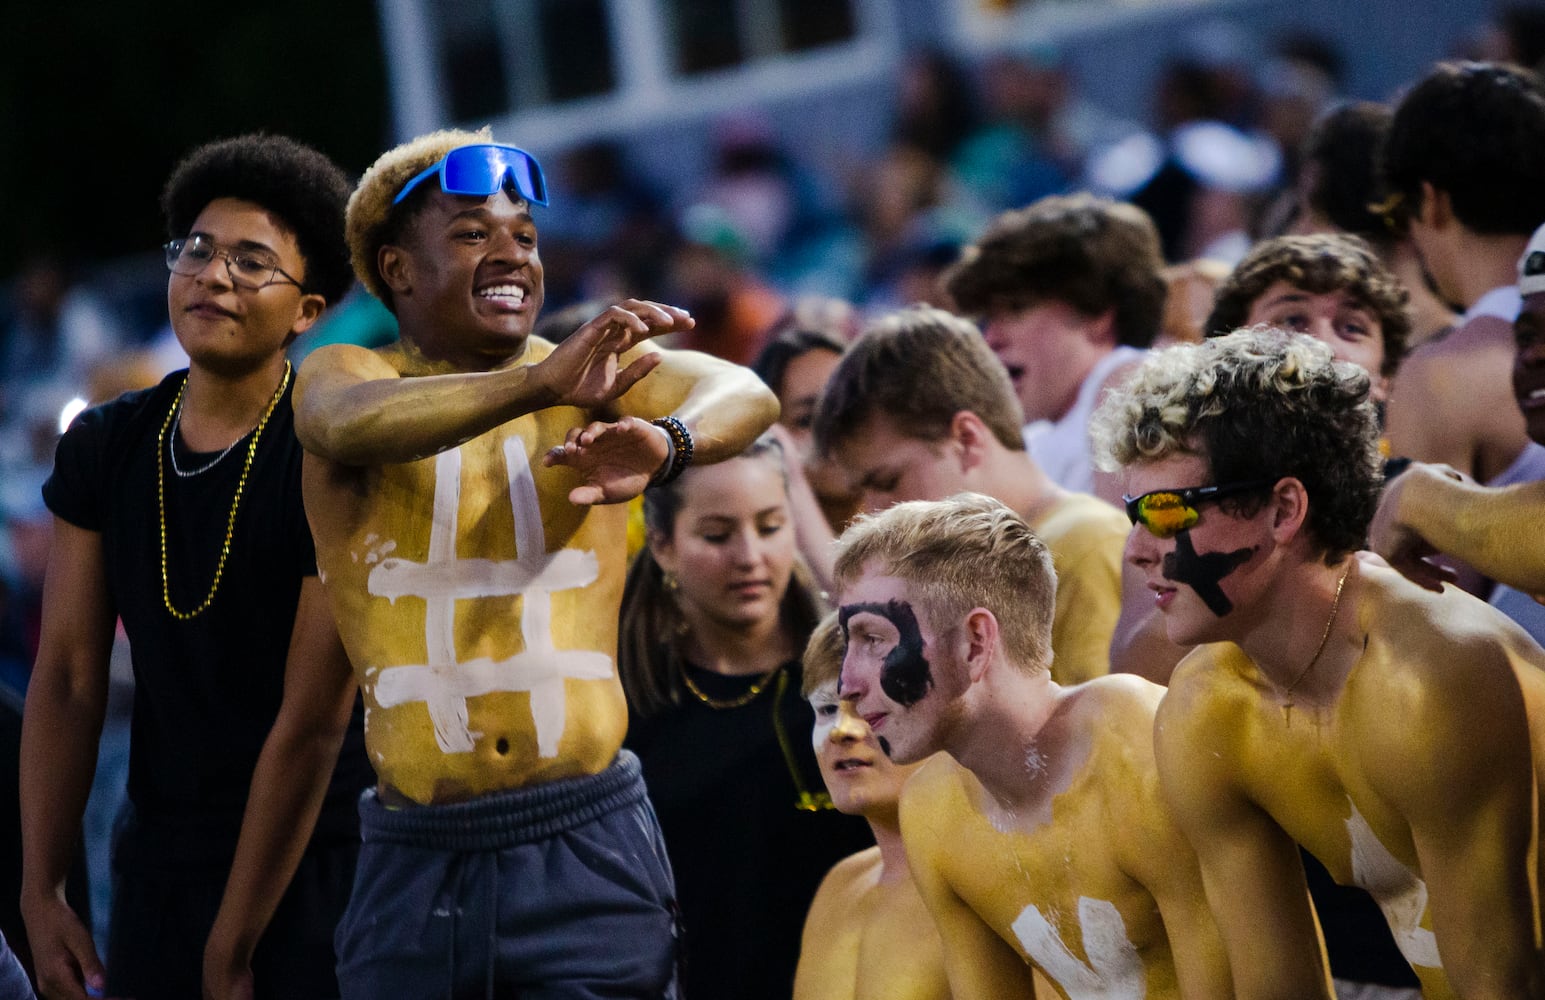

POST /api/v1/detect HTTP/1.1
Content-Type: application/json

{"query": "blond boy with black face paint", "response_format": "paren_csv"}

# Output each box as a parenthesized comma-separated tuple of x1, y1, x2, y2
(832, 493, 1233, 1000)
(1094, 327, 1545, 1000)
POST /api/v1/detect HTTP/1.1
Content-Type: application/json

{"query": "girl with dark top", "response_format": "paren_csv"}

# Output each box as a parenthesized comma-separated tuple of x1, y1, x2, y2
(619, 434, 872, 1000)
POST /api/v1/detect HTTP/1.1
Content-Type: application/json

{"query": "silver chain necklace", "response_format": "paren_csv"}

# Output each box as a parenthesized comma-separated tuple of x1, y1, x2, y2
(167, 400, 253, 478)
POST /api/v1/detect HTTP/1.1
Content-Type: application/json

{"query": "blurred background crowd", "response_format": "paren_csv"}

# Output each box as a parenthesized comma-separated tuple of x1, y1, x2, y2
(1, 0, 1542, 976)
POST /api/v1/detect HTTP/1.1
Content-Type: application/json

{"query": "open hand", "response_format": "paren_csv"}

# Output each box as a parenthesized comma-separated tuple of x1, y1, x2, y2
(542, 416, 672, 505)
(537, 300, 693, 409)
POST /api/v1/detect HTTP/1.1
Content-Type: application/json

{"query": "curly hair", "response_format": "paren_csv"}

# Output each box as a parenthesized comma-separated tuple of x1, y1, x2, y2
(1205, 233, 1412, 376)
(346, 126, 496, 311)
(1090, 327, 1381, 560)
(160, 133, 355, 305)
(810, 305, 1024, 459)
(943, 193, 1167, 348)
(832, 492, 1055, 674)
(617, 435, 827, 718)
(1383, 61, 1545, 237)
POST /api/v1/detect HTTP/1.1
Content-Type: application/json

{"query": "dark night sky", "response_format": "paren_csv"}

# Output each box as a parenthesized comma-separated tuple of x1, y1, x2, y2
(1, 0, 390, 283)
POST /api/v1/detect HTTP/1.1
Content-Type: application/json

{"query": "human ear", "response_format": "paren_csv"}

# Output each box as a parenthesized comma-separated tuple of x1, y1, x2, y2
(950, 411, 990, 472)
(961, 607, 999, 683)
(285, 292, 328, 344)
(378, 244, 411, 296)
(1269, 476, 1311, 543)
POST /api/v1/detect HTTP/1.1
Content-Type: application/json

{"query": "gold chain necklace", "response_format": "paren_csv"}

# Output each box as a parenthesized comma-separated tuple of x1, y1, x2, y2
(156, 362, 291, 620)
(1279, 562, 1352, 726)
(680, 662, 780, 710)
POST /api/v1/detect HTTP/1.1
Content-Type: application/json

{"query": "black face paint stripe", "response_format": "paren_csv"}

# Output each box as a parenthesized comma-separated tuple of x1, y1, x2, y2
(1161, 529, 1256, 616)
(839, 599, 935, 707)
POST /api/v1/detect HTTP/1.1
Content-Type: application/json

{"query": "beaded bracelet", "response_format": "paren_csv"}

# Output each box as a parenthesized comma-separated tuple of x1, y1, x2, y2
(649, 415, 695, 487)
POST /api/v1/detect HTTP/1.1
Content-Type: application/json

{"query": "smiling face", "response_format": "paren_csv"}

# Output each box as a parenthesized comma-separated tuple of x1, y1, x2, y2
(1122, 451, 1278, 647)
(650, 453, 795, 635)
(809, 681, 922, 820)
(381, 187, 545, 368)
(836, 566, 966, 765)
(1514, 291, 1545, 445)
(1246, 281, 1387, 393)
(167, 197, 323, 377)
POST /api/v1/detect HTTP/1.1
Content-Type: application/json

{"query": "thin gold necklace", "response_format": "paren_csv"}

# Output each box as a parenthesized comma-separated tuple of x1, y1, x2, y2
(1279, 562, 1352, 726)
(680, 662, 780, 710)
(156, 362, 291, 620)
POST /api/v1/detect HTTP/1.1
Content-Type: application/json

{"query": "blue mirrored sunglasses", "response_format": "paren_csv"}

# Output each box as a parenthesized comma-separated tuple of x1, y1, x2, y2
(393, 143, 549, 207)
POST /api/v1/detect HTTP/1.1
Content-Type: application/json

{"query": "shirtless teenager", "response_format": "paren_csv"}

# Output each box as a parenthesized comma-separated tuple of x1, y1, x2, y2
(832, 493, 1232, 999)
(1092, 327, 1545, 999)
(793, 613, 949, 1000)
(1373, 222, 1545, 598)
(293, 129, 777, 996)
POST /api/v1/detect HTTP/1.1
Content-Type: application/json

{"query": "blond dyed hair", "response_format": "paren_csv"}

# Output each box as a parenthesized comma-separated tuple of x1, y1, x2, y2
(1089, 327, 1381, 559)
(801, 612, 845, 698)
(832, 493, 1055, 673)
(346, 126, 495, 309)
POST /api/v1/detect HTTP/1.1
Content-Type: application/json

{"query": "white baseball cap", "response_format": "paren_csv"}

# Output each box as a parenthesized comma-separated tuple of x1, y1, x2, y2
(1520, 221, 1545, 296)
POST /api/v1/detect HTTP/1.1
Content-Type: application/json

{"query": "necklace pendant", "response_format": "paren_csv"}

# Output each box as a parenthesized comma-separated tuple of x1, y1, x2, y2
(1281, 701, 1292, 727)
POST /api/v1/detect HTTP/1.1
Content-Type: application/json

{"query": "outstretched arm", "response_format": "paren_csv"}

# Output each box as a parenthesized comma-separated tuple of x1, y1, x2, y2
(20, 520, 116, 1000)
(294, 300, 691, 467)
(202, 578, 360, 1000)
(1371, 462, 1545, 595)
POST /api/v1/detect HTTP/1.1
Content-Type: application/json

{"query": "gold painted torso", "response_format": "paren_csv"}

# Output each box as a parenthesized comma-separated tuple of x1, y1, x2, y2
(906, 686, 1186, 999)
(1184, 567, 1545, 1000)
(311, 404, 630, 804)
(796, 848, 950, 1000)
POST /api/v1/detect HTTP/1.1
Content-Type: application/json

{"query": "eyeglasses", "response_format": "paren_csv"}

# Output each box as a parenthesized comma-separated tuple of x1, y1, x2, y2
(393, 143, 549, 207)
(1123, 480, 1274, 538)
(164, 236, 304, 291)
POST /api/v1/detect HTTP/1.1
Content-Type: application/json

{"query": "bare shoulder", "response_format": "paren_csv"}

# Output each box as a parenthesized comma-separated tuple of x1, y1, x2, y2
(814, 846, 884, 903)
(1150, 645, 1259, 758)
(298, 341, 406, 383)
(1067, 673, 1165, 734)
(898, 752, 971, 852)
(1353, 559, 1539, 708)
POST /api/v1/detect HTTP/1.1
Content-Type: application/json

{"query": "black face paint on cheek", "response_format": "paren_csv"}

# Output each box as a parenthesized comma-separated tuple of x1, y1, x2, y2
(1161, 529, 1257, 616)
(877, 735, 893, 758)
(839, 600, 935, 706)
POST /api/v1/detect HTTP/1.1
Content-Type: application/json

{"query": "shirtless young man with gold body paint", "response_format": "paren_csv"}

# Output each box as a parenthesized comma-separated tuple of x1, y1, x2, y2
(1093, 327, 1545, 1000)
(793, 613, 950, 1000)
(293, 129, 777, 997)
(832, 493, 1233, 1000)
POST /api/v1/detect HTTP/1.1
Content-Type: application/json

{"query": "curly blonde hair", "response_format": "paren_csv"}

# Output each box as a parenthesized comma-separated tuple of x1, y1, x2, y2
(832, 492, 1055, 673)
(345, 126, 495, 310)
(1089, 327, 1381, 560)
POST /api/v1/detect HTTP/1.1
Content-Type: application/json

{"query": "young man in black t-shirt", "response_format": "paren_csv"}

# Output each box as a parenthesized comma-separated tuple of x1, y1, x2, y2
(19, 135, 373, 1000)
